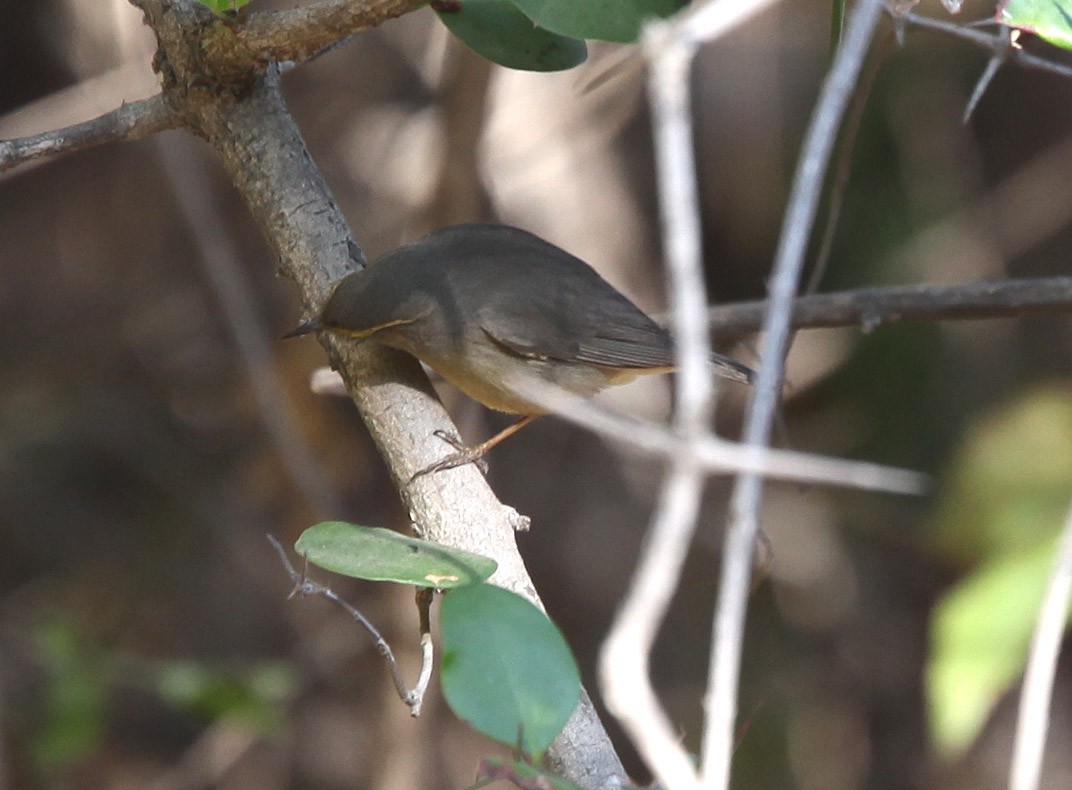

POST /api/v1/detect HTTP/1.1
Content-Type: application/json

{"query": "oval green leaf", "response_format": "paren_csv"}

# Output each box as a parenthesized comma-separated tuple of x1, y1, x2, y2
(435, 0, 587, 72)
(440, 584, 581, 756)
(507, 0, 685, 43)
(295, 522, 496, 588)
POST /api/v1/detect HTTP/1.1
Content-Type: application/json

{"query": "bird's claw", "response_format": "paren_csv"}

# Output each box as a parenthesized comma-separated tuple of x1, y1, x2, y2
(409, 431, 490, 482)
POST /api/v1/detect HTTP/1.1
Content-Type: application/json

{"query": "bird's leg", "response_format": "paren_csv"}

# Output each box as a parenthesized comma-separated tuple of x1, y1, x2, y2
(410, 415, 538, 481)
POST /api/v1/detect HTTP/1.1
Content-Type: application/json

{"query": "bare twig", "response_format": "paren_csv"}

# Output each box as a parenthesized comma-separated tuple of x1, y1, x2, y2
(900, 10, 1072, 81)
(599, 17, 715, 789)
(509, 376, 926, 495)
(0, 94, 177, 173)
(1008, 502, 1072, 790)
(268, 535, 432, 714)
(708, 277, 1072, 338)
(702, 2, 885, 788)
(312, 365, 927, 493)
(806, 30, 893, 295)
(962, 27, 1013, 123)
(412, 588, 435, 717)
(599, 1, 785, 785)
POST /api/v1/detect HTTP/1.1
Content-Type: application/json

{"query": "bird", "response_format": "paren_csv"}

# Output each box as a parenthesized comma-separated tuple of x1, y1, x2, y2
(286, 223, 752, 477)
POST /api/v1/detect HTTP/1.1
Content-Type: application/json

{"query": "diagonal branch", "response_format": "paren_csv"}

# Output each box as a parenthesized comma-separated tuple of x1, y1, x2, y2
(0, 94, 178, 173)
(707, 276, 1072, 338)
(187, 57, 624, 790)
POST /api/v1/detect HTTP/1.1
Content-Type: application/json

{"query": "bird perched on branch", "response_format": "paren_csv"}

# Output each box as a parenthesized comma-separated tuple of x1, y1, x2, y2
(286, 223, 752, 477)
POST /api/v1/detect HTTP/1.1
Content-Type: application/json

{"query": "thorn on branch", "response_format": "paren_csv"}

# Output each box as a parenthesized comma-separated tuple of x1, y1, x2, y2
(964, 27, 1014, 122)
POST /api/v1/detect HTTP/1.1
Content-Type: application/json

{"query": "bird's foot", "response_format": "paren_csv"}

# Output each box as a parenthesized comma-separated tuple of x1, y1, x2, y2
(409, 430, 490, 482)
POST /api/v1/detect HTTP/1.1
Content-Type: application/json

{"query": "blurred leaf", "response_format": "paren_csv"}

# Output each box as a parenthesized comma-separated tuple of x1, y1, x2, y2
(927, 539, 1057, 756)
(155, 660, 295, 730)
(296, 521, 496, 588)
(999, 0, 1072, 51)
(440, 584, 580, 757)
(507, 0, 684, 43)
(435, 0, 587, 72)
(33, 621, 109, 769)
(197, 0, 251, 11)
(925, 386, 1072, 756)
(929, 386, 1072, 563)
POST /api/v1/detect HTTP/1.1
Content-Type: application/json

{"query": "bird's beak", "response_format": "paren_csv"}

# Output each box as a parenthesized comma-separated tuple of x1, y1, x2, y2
(282, 318, 323, 339)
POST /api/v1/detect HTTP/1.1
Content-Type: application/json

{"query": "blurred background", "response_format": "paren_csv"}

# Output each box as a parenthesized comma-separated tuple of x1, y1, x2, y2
(1, 0, 1071, 787)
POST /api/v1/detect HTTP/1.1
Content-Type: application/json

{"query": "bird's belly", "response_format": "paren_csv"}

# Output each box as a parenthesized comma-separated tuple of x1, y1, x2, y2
(419, 348, 618, 415)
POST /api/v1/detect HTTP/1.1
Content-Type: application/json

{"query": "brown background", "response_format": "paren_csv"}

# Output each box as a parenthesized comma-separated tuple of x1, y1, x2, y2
(1, 0, 1071, 787)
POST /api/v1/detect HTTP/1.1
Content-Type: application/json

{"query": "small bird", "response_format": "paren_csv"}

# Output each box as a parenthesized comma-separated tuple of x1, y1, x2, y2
(286, 224, 752, 477)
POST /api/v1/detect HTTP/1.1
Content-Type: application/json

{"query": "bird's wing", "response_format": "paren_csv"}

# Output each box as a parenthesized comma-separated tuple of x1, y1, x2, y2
(479, 300, 754, 383)
(477, 296, 676, 370)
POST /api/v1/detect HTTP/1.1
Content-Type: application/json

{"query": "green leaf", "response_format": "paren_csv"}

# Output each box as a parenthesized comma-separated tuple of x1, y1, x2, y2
(33, 621, 110, 769)
(154, 660, 295, 730)
(999, 0, 1072, 51)
(924, 387, 1072, 756)
(435, 0, 587, 72)
(928, 387, 1072, 564)
(926, 540, 1056, 757)
(440, 584, 581, 757)
(197, 0, 252, 12)
(507, 0, 685, 43)
(295, 522, 496, 588)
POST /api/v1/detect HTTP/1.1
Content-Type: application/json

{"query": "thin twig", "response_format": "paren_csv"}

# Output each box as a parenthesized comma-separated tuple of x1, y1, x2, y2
(1008, 502, 1072, 790)
(702, 2, 885, 788)
(267, 535, 432, 714)
(509, 376, 926, 494)
(900, 10, 1072, 81)
(0, 94, 177, 173)
(597, 2, 785, 785)
(599, 16, 715, 789)
(411, 588, 435, 718)
(312, 366, 926, 493)
(805, 30, 893, 296)
(708, 276, 1072, 338)
(962, 27, 1012, 123)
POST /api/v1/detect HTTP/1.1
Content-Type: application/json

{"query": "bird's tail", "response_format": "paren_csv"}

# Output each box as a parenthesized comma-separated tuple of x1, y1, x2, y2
(711, 353, 754, 384)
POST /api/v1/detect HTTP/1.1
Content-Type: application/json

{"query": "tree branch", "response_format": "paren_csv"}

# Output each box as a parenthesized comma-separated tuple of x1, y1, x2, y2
(0, 94, 178, 173)
(228, 0, 428, 67)
(899, 9, 1072, 82)
(126, 1, 623, 782)
(707, 276, 1072, 338)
